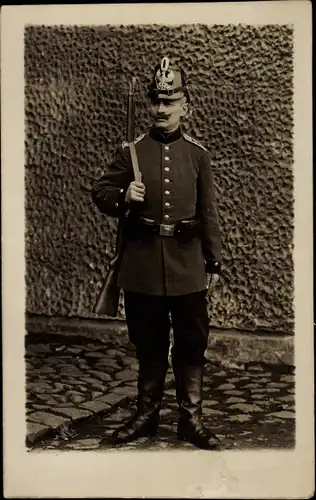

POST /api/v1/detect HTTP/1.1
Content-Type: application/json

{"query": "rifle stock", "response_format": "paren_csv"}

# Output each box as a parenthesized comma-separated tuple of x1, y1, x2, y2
(93, 220, 124, 316)
(93, 78, 137, 317)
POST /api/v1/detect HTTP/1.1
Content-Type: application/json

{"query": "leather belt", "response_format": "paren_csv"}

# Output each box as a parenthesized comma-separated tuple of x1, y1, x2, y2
(123, 216, 201, 241)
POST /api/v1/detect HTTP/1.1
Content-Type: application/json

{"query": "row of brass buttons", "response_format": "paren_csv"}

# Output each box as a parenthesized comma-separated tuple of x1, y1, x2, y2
(163, 145, 171, 220)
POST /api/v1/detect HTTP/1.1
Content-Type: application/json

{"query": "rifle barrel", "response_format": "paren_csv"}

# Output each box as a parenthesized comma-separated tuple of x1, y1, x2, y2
(126, 79, 135, 142)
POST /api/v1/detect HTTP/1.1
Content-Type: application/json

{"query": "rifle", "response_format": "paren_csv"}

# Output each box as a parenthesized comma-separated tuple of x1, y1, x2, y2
(93, 77, 141, 317)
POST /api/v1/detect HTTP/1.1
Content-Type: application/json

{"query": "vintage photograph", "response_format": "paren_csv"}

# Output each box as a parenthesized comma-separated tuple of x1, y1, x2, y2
(2, 2, 313, 498)
(24, 22, 296, 452)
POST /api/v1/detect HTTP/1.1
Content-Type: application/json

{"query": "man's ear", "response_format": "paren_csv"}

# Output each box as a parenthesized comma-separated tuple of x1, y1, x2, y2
(181, 101, 189, 117)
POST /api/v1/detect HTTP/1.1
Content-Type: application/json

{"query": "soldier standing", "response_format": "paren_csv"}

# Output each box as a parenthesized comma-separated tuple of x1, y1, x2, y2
(92, 57, 222, 449)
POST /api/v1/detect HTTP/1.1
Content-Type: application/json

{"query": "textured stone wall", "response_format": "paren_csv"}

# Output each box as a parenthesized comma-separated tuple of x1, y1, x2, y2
(24, 24, 294, 332)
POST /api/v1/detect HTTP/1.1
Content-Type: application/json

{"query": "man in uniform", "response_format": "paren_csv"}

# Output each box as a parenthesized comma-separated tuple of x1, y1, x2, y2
(92, 57, 222, 449)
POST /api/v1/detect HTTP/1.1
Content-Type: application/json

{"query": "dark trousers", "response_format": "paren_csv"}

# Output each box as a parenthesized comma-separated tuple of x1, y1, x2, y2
(124, 290, 209, 368)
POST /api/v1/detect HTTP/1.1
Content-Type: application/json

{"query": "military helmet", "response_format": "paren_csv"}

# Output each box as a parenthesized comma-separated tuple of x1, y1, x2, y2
(148, 56, 190, 103)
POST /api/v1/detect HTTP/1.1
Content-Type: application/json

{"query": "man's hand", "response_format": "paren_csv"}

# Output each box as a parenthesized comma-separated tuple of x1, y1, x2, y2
(125, 181, 146, 203)
(206, 273, 220, 290)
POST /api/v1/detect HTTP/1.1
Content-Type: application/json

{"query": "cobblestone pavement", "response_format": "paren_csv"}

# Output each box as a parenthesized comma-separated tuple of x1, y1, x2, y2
(26, 332, 295, 451)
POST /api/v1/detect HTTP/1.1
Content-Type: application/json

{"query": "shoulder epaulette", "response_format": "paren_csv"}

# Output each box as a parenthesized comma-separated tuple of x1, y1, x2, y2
(183, 133, 208, 152)
(122, 133, 146, 149)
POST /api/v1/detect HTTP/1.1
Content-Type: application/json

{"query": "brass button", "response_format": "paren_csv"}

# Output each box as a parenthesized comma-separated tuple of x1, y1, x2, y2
(164, 156, 170, 161)
(165, 145, 169, 151)
(165, 202, 170, 207)
(164, 178, 170, 183)
(165, 190, 170, 195)
(164, 167, 170, 172)
(164, 214, 170, 220)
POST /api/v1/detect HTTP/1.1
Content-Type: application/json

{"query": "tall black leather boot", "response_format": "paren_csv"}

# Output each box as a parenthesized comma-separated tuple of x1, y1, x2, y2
(171, 353, 182, 407)
(174, 364, 220, 450)
(111, 363, 167, 445)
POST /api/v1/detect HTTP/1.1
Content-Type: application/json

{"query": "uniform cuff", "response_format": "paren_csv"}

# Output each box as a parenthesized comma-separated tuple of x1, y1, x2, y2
(114, 188, 128, 213)
(205, 261, 221, 274)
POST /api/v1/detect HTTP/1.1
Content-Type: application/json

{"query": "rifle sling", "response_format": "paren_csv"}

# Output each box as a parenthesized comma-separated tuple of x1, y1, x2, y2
(128, 141, 142, 182)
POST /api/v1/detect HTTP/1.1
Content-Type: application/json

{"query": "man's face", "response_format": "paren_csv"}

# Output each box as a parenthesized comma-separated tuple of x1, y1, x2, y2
(150, 96, 188, 133)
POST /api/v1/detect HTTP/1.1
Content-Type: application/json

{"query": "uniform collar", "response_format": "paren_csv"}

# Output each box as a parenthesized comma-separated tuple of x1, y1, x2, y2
(149, 126, 183, 144)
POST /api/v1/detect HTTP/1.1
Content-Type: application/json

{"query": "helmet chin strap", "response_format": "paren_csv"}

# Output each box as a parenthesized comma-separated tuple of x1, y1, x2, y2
(153, 88, 186, 98)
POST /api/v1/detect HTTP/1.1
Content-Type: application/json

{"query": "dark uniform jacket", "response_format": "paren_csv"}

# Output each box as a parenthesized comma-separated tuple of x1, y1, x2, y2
(92, 127, 221, 296)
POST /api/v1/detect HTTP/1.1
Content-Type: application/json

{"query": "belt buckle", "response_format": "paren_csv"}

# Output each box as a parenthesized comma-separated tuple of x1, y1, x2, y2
(159, 224, 174, 237)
